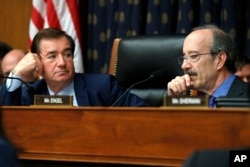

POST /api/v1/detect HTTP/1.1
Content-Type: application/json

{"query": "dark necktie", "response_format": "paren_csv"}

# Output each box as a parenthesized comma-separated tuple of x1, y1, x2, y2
(209, 95, 216, 108)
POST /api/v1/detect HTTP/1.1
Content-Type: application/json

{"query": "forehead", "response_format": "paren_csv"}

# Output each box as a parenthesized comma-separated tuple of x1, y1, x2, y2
(241, 64, 250, 72)
(39, 36, 71, 52)
(183, 29, 213, 53)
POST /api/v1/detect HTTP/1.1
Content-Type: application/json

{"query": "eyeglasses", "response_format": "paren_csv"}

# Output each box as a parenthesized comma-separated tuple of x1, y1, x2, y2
(178, 52, 216, 65)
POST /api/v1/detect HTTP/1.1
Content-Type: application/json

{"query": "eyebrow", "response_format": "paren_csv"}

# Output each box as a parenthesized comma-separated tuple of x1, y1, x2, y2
(42, 48, 72, 57)
(183, 51, 199, 56)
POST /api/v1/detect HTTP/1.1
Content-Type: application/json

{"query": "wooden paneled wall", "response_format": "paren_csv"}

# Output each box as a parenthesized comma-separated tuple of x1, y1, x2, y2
(0, 0, 31, 51)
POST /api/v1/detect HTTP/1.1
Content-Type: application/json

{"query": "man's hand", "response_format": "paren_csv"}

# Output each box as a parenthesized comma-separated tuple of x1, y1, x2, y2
(12, 53, 43, 77)
(167, 74, 192, 96)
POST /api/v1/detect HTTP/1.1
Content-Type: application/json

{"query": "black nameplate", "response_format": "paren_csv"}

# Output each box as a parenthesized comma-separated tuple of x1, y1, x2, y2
(34, 95, 73, 106)
(163, 95, 209, 107)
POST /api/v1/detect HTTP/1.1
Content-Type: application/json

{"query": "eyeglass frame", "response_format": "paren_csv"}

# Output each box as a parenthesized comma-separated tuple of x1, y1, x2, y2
(178, 52, 218, 65)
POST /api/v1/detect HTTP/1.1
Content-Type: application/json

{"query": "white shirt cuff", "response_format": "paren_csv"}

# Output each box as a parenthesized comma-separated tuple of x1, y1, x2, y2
(6, 72, 23, 92)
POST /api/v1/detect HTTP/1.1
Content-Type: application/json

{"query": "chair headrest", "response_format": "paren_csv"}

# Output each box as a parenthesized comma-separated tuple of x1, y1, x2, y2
(113, 34, 185, 88)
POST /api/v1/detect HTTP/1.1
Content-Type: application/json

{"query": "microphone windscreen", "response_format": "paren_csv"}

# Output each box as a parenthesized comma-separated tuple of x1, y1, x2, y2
(150, 69, 166, 78)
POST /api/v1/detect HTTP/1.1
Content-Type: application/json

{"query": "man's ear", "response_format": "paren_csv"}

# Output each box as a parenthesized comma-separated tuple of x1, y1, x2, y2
(215, 52, 227, 70)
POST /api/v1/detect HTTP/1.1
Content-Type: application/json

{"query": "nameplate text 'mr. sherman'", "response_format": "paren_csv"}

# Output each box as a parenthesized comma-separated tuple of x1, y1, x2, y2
(164, 95, 209, 107)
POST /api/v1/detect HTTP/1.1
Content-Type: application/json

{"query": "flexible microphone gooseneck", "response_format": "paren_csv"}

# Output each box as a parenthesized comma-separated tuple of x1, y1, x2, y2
(111, 69, 164, 107)
(0, 76, 35, 96)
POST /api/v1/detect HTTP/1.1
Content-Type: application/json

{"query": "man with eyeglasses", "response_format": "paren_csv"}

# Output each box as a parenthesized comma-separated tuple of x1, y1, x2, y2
(167, 24, 250, 107)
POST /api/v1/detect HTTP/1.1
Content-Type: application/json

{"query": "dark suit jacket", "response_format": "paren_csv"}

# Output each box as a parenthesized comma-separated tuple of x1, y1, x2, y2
(0, 138, 19, 167)
(227, 76, 250, 97)
(183, 149, 230, 167)
(183, 147, 250, 167)
(0, 73, 148, 106)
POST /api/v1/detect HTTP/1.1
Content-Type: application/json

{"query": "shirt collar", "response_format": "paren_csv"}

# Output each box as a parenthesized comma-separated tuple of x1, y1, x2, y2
(212, 74, 235, 97)
(48, 80, 75, 96)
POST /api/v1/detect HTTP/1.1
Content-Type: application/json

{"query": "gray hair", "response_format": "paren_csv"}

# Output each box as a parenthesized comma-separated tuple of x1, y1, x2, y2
(192, 24, 237, 72)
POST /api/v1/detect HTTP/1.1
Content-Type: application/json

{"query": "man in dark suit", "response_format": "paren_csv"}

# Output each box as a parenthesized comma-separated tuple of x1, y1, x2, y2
(183, 149, 230, 167)
(167, 24, 250, 106)
(183, 148, 250, 167)
(0, 28, 148, 106)
(0, 113, 19, 167)
(0, 138, 19, 167)
(235, 55, 250, 83)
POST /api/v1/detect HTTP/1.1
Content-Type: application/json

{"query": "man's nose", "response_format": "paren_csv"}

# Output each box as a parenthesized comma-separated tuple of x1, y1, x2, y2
(57, 54, 66, 65)
(181, 60, 192, 70)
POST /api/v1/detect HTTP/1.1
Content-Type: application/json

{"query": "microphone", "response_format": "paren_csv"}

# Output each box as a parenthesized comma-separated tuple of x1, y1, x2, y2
(111, 69, 165, 107)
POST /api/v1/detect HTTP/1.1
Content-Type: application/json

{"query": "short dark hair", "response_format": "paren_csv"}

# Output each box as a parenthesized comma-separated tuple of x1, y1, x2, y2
(31, 28, 75, 55)
(0, 42, 12, 59)
(235, 55, 250, 69)
(192, 24, 237, 73)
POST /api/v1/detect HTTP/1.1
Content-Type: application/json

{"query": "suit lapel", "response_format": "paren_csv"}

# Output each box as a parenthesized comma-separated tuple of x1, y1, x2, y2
(227, 77, 244, 97)
(74, 74, 90, 106)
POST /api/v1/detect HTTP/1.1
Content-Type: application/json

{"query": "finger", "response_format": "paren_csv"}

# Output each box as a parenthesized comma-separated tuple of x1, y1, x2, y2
(167, 78, 185, 96)
(167, 82, 176, 96)
(176, 76, 188, 93)
(183, 74, 191, 87)
(168, 75, 191, 96)
(172, 76, 188, 95)
(36, 60, 43, 75)
(32, 53, 43, 74)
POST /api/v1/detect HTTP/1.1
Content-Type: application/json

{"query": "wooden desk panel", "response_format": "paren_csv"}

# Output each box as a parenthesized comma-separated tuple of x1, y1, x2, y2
(1, 106, 250, 166)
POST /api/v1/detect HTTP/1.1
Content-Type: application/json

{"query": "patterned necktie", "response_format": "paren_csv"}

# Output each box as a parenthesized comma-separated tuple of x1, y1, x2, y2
(209, 95, 216, 108)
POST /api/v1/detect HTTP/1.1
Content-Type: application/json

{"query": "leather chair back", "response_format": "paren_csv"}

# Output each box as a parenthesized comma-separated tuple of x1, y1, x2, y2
(109, 34, 185, 106)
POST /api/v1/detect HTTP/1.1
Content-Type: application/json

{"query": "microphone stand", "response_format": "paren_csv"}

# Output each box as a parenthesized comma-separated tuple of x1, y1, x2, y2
(111, 75, 154, 107)
(0, 76, 32, 90)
